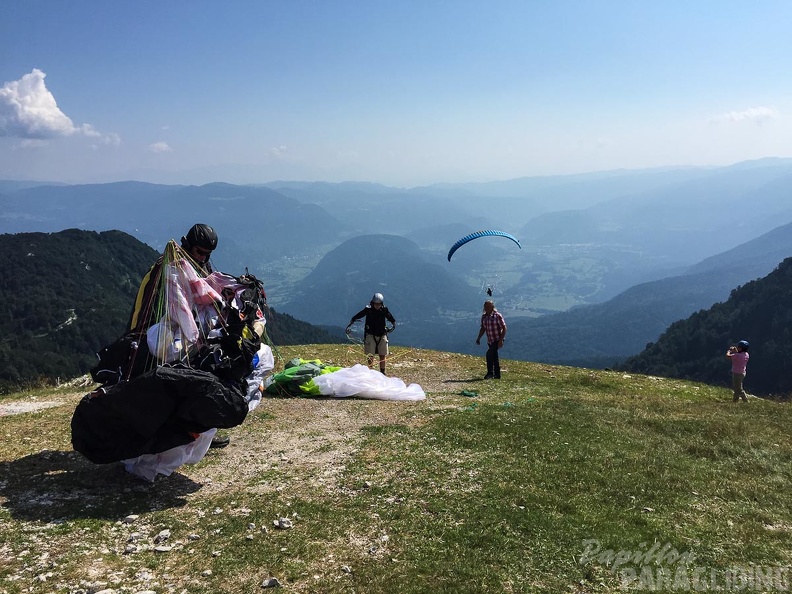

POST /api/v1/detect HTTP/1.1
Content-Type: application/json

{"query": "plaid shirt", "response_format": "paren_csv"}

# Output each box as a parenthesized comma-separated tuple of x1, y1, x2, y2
(481, 310, 506, 344)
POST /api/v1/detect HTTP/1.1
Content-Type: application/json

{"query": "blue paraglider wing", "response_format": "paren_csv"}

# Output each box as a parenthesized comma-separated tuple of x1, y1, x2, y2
(447, 230, 522, 262)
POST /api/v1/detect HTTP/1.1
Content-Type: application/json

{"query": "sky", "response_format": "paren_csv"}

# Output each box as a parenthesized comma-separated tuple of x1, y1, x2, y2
(2, 0, 792, 187)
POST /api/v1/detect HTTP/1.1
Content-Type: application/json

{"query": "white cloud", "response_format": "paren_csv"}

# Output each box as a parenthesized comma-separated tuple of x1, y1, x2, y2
(0, 69, 121, 148)
(709, 106, 779, 124)
(266, 145, 288, 158)
(148, 141, 173, 153)
(0, 69, 76, 138)
(102, 132, 121, 147)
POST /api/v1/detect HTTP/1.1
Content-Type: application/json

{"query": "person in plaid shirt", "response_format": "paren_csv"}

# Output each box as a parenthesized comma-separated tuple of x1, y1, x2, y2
(475, 300, 507, 379)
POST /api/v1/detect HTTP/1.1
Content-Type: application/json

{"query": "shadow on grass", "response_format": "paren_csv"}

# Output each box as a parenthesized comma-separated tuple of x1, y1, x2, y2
(443, 378, 487, 383)
(0, 449, 201, 522)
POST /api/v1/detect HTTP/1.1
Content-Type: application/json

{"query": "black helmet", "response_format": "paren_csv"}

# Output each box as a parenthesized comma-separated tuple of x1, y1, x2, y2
(737, 340, 750, 351)
(182, 223, 218, 251)
(371, 293, 384, 304)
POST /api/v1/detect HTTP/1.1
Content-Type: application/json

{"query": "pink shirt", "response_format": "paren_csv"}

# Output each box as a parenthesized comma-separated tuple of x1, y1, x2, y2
(730, 352, 749, 375)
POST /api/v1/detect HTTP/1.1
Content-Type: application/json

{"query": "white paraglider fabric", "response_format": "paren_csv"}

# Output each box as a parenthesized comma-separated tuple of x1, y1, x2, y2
(246, 344, 275, 411)
(122, 428, 217, 483)
(121, 345, 275, 482)
(312, 364, 425, 401)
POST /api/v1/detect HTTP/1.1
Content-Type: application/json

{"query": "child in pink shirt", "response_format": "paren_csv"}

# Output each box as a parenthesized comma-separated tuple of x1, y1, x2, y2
(726, 340, 750, 402)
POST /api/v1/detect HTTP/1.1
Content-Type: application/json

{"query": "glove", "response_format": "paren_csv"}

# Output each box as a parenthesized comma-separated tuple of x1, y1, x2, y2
(345, 325, 352, 334)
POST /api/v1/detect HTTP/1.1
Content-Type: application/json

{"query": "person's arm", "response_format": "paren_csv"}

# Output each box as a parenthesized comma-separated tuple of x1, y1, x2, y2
(346, 308, 367, 331)
(476, 324, 485, 345)
(497, 316, 506, 347)
(386, 310, 396, 332)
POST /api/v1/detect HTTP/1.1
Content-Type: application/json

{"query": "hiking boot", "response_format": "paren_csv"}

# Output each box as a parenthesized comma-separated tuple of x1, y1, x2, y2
(484, 374, 494, 380)
(210, 433, 230, 448)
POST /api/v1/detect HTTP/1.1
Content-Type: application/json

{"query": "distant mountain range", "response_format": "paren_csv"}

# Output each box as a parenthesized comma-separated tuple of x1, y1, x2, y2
(3, 158, 792, 369)
(505, 219, 792, 367)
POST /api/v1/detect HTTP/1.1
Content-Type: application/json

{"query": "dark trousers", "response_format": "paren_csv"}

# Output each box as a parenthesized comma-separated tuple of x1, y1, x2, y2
(486, 342, 501, 378)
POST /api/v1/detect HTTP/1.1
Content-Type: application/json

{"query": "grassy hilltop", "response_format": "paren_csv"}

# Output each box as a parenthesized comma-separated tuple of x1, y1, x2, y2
(0, 345, 790, 594)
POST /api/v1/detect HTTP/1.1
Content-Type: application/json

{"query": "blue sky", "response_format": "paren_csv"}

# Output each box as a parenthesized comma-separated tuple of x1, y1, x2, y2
(2, 1, 792, 187)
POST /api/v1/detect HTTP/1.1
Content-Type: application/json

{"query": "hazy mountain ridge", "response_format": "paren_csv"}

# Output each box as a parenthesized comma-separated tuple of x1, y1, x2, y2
(5, 162, 792, 312)
(503, 219, 792, 367)
(519, 163, 792, 265)
(0, 181, 352, 280)
(3, 160, 792, 369)
(280, 234, 482, 349)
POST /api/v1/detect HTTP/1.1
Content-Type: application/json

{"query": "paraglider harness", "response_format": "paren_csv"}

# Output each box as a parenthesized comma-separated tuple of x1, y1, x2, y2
(91, 269, 267, 387)
(191, 270, 266, 384)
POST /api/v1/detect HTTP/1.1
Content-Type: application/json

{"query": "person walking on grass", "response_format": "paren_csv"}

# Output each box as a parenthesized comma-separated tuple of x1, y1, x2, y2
(726, 340, 750, 402)
(476, 299, 507, 379)
(346, 292, 396, 374)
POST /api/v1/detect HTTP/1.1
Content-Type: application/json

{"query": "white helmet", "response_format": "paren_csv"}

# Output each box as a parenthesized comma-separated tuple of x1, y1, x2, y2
(371, 293, 384, 304)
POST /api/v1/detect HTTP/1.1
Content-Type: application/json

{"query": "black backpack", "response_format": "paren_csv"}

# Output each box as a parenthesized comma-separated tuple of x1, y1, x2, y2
(236, 270, 267, 319)
(90, 331, 153, 386)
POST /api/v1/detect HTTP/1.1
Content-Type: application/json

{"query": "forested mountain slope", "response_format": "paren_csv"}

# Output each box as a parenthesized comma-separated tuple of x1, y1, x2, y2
(0, 230, 342, 391)
(621, 257, 792, 396)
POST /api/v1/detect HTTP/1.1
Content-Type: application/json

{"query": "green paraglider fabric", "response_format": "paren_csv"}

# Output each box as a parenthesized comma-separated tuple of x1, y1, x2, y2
(265, 359, 343, 396)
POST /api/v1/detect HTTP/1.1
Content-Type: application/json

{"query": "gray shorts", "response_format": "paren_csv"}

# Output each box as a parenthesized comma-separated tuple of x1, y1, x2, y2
(364, 334, 389, 356)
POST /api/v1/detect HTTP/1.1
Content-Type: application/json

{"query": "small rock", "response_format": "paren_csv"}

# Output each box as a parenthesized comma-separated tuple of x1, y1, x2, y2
(188, 534, 201, 541)
(154, 529, 171, 544)
(123, 515, 139, 524)
(274, 518, 292, 529)
(247, 523, 256, 530)
(246, 534, 255, 540)
(212, 550, 221, 557)
(127, 533, 142, 543)
(154, 545, 173, 553)
(341, 565, 352, 574)
(363, 481, 372, 488)
(202, 570, 213, 577)
(261, 577, 281, 588)
(124, 545, 138, 554)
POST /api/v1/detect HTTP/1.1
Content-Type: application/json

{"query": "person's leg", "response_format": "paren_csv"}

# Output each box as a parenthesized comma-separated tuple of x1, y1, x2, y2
(376, 335, 388, 374)
(732, 373, 742, 401)
(736, 373, 748, 401)
(485, 343, 496, 378)
(364, 335, 375, 368)
(492, 345, 501, 378)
